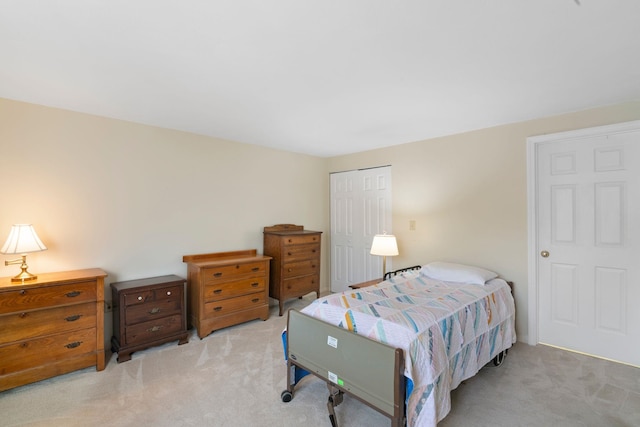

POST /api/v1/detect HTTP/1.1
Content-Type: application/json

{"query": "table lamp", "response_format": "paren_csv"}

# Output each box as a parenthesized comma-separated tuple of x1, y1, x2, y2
(370, 233, 398, 277)
(1, 224, 48, 282)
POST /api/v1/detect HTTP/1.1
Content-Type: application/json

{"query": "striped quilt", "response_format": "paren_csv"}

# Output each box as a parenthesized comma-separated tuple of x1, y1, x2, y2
(300, 271, 516, 427)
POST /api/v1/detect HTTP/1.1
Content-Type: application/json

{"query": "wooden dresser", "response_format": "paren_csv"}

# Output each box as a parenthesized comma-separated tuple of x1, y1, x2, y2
(183, 250, 271, 339)
(0, 268, 107, 392)
(263, 224, 322, 316)
(110, 275, 189, 363)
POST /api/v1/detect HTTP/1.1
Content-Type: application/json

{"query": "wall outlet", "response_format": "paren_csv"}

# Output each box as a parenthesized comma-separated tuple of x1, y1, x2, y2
(104, 301, 113, 313)
(409, 220, 416, 231)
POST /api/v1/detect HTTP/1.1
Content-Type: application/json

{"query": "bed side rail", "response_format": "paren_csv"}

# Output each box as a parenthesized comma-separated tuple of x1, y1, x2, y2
(286, 309, 405, 426)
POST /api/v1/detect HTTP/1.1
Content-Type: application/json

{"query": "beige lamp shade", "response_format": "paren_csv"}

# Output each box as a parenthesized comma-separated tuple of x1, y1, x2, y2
(370, 233, 399, 257)
(1, 224, 48, 254)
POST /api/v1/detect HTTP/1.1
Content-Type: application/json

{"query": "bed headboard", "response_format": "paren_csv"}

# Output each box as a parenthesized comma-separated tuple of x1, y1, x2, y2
(383, 265, 421, 280)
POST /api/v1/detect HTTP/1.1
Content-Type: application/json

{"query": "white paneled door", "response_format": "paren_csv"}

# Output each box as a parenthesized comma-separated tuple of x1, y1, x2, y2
(330, 166, 392, 293)
(531, 122, 640, 367)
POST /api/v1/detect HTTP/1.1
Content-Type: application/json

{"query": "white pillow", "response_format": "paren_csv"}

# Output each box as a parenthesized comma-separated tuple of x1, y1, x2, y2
(420, 261, 498, 285)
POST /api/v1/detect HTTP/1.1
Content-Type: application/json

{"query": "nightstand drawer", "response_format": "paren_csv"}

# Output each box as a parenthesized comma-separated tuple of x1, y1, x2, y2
(204, 292, 266, 316)
(0, 281, 97, 314)
(125, 298, 182, 325)
(204, 277, 265, 302)
(283, 243, 320, 262)
(282, 234, 321, 246)
(123, 284, 182, 306)
(283, 259, 319, 278)
(0, 302, 96, 343)
(0, 328, 97, 376)
(124, 314, 184, 346)
(202, 262, 266, 285)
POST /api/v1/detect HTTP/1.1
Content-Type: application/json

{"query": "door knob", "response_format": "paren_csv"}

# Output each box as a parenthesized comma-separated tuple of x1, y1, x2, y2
(541, 250, 550, 258)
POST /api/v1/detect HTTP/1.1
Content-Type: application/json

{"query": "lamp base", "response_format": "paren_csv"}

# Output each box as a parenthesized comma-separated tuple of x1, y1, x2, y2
(6, 256, 38, 282)
(11, 271, 38, 282)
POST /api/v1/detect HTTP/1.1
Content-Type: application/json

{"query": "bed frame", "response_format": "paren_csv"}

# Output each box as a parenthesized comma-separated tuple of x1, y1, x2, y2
(282, 309, 406, 427)
(281, 268, 512, 426)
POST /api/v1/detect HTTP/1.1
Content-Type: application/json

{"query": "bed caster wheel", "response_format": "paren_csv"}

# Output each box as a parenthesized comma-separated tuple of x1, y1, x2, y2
(492, 350, 507, 366)
(281, 390, 293, 403)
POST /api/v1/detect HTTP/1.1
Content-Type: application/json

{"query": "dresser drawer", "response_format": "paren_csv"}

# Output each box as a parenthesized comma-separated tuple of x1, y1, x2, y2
(124, 314, 184, 346)
(0, 281, 97, 314)
(282, 243, 320, 262)
(124, 298, 182, 325)
(0, 327, 97, 376)
(204, 292, 266, 317)
(0, 302, 96, 343)
(202, 262, 266, 285)
(284, 275, 319, 295)
(283, 259, 319, 278)
(123, 284, 182, 307)
(282, 234, 321, 246)
(204, 277, 266, 302)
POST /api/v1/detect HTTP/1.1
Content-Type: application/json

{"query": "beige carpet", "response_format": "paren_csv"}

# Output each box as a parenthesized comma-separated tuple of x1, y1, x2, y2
(2, 295, 639, 427)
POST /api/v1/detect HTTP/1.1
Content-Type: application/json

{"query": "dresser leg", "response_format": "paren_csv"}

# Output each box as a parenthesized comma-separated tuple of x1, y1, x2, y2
(117, 352, 132, 363)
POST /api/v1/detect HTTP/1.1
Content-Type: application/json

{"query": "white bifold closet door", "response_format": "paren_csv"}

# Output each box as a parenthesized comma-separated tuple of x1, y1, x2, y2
(330, 166, 392, 293)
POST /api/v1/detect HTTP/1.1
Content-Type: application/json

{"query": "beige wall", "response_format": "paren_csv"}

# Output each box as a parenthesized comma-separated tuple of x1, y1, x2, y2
(327, 100, 640, 341)
(3, 96, 640, 344)
(0, 98, 329, 299)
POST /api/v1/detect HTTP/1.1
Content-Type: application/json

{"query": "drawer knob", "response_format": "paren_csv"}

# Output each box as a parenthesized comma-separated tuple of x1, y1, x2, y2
(65, 314, 81, 322)
(166, 291, 171, 296)
(19, 312, 28, 318)
(213, 306, 222, 312)
(213, 272, 223, 278)
(288, 268, 292, 272)
(149, 307, 160, 314)
(137, 296, 143, 301)
(252, 267, 259, 272)
(65, 341, 82, 349)
(147, 325, 163, 333)
(252, 298, 259, 303)
(214, 289, 222, 294)
(19, 290, 26, 296)
(66, 291, 81, 298)
(287, 252, 292, 256)
(251, 282, 258, 287)
(312, 249, 316, 253)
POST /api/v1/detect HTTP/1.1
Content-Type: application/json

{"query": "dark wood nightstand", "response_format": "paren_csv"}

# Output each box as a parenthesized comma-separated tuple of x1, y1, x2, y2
(111, 275, 189, 362)
(348, 278, 383, 289)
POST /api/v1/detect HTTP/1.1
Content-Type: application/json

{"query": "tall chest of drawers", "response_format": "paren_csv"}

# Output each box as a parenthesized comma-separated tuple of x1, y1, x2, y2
(183, 250, 271, 339)
(110, 275, 189, 363)
(0, 268, 107, 392)
(263, 224, 322, 316)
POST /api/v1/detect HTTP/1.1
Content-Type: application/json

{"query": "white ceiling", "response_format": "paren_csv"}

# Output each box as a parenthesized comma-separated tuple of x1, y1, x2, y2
(1, 1, 640, 157)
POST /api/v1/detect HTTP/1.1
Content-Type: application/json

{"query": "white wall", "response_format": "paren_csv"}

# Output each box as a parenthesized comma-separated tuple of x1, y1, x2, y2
(0, 98, 329, 293)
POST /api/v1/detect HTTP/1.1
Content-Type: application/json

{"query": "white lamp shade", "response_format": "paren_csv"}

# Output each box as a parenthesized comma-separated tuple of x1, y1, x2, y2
(370, 234, 399, 256)
(1, 224, 48, 254)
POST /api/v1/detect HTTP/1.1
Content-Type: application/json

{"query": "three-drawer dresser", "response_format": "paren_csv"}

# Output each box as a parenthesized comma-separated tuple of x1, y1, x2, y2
(110, 275, 189, 363)
(263, 224, 322, 316)
(0, 268, 108, 392)
(183, 250, 271, 339)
